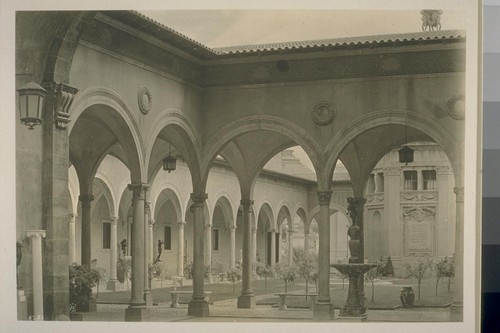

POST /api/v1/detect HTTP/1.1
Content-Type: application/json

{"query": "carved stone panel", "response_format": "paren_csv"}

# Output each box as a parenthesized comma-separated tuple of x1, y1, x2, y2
(403, 206, 436, 256)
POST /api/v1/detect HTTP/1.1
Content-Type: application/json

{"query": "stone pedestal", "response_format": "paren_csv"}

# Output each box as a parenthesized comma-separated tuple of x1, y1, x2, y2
(187, 299, 210, 317)
(17, 288, 28, 320)
(125, 307, 150, 322)
(144, 291, 153, 307)
(106, 280, 119, 291)
(313, 302, 334, 321)
(237, 293, 256, 308)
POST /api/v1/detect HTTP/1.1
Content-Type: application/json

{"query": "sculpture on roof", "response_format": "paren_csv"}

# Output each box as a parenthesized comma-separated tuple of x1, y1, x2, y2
(421, 10, 443, 31)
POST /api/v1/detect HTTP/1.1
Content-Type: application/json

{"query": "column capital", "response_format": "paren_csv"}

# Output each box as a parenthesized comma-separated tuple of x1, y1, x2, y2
(27, 230, 46, 239)
(229, 225, 236, 230)
(148, 218, 155, 226)
(79, 194, 94, 206)
(145, 201, 152, 212)
(128, 183, 149, 199)
(178, 221, 186, 228)
(453, 187, 464, 203)
(317, 191, 332, 205)
(240, 199, 254, 212)
(110, 216, 119, 225)
(270, 229, 276, 233)
(205, 223, 213, 229)
(191, 192, 208, 206)
(68, 212, 78, 220)
(42, 82, 79, 130)
(252, 227, 257, 233)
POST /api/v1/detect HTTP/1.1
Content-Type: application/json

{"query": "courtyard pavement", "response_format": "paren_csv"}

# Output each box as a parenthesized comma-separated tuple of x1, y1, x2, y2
(77, 279, 451, 323)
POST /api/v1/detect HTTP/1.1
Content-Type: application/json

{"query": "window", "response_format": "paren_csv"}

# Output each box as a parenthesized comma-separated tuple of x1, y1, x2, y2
(212, 229, 219, 251)
(423, 170, 436, 190)
(403, 171, 417, 190)
(102, 221, 111, 249)
(164, 226, 172, 250)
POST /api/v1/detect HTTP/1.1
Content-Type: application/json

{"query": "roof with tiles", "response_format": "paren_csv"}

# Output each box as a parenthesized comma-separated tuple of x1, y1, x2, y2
(107, 11, 465, 60)
(213, 30, 465, 55)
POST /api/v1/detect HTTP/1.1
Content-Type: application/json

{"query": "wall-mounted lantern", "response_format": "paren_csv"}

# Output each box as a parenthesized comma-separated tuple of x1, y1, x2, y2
(17, 81, 47, 130)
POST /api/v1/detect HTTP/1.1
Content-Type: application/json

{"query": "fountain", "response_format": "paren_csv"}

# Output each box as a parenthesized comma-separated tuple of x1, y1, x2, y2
(332, 197, 376, 321)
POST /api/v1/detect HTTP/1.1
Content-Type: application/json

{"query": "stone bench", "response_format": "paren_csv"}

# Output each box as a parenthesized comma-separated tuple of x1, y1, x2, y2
(169, 290, 212, 308)
(274, 293, 318, 310)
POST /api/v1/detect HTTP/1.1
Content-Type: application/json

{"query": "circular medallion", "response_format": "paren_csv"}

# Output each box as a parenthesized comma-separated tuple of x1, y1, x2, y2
(138, 87, 152, 115)
(312, 100, 336, 125)
(447, 95, 465, 120)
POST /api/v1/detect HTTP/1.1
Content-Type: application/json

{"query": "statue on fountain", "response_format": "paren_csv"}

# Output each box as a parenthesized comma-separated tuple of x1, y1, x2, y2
(346, 197, 366, 263)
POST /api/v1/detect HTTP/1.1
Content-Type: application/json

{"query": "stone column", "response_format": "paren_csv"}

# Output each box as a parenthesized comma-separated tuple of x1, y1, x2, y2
(304, 231, 310, 256)
(288, 229, 294, 264)
(177, 221, 186, 276)
(68, 213, 77, 264)
(27, 230, 46, 321)
(252, 226, 257, 267)
(188, 193, 210, 317)
(270, 229, 276, 267)
(229, 225, 236, 269)
(107, 216, 119, 291)
(148, 219, 155, 263)
(42, 82, 77, 319)
(383, 167, 402, 257)
(314, 191, 334, 320)
(237, 199, 256, 308)
(79, 194, 94, 268)
(205, 223, 213, 267)
(125, 183, 149, 321)
(417, 170, 424, 190)
(451, 187, 464, 321)
(143, 201, 152, 307)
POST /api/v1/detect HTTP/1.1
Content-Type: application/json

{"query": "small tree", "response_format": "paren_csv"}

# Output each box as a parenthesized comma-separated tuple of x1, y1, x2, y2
(444, 257, 455, 292)
(296, 255, 317, 294)
(434, 257, 449, 295)
(226, 267, 242, 294)
(184, 258, 193, 279)
(311, 269, 319, 292)
(365, 262, 382, 302)
(405, 256, 433, 301)
(149, 260, 163, 289)
(276, 263, 297, 293)
(256, 263, 274, 290)
(90, 259, 106, 298)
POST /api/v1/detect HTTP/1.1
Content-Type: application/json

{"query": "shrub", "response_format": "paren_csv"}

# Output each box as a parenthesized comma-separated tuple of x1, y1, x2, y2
(296, 255, 317, 294)
(69, 263, 100, 313)
(116, 257, 131, 289)
(184, 258, 193, 279)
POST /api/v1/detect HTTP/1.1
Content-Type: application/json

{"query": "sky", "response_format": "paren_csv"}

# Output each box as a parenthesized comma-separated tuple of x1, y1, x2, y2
(139, 9, 467, 48)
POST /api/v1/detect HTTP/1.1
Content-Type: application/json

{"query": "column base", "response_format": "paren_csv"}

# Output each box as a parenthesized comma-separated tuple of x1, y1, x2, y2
(450, 301, 463, 322)
(187, 299, 210, 317)
(313, 301, 335, 321)
(144, 291, 153, 307)
(337, 314, 367, 322)
(125, 306, 150, 322)
(106, 280, 119, 291)
(237, 293, 256, 308)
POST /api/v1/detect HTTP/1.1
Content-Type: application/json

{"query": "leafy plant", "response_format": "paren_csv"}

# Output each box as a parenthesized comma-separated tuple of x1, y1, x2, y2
(117, 257, 131, 290)
(226, 267, 242, 294)
(149, 260, 163, 289)
(184, 258, 193, 279)
(69, 263, 100, 313)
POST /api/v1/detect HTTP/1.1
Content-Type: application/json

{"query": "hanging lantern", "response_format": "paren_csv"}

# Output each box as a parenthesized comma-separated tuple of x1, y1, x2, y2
(17, 81, 47, 130)
(398, 145, 414, 164)
(162, 143, 176, 172)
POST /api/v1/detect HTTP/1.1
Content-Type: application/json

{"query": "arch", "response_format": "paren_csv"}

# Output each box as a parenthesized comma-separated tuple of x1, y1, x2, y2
(212, 194, 236, 228)
(323, 110, 462, 187)
(295, 206, 308, 231)
(69, 87, 144, 183)
(146, 109, 203, 190)
(256, 201, 276, 231)
(276, 203, 293, 230)
(308, 203, 349, 224)
(153, 187, 183, 223)
(93, 177, 116, 217)
(202, 116, 323, 177)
